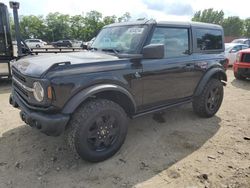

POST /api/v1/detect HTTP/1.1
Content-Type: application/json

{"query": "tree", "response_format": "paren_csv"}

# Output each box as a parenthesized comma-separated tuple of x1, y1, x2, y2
(45, 13, 71, 41)
(103, 15, 117, 25)
(118, 12, 131, 22)
(244, 18, 250, 37)
(222, 16, 244, 37)
(9, 11, 132, 42)
(19, 15, 46, 40)
(192, 8, 224, 25)
(70, 15, 85, 40)
(82, 11, 104, 40)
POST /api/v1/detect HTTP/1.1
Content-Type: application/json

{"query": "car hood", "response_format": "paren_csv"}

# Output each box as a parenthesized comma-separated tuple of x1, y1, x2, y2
(12, 51, 119, 77)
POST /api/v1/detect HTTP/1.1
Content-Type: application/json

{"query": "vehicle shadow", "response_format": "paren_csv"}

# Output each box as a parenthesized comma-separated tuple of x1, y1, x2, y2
(0, 104, 221, 188)
(231, 78, 250, 90)
(0, 79, 12, 94)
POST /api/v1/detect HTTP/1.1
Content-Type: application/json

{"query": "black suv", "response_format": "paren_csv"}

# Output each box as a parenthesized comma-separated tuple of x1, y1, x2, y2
(10, 20, 227, 162)
(51, 40, 72, 47)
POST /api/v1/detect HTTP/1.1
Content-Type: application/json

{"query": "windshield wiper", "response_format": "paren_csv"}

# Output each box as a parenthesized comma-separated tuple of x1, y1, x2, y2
(101, 48, 120, 56)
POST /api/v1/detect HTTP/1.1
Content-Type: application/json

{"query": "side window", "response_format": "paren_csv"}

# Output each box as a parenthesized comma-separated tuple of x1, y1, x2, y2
(196, 29, 223, 51)
(245, 40, 250, 46)
(150, 27, 189, 58)
(232, 45, 241, 52)
(242, 45, 248, 50)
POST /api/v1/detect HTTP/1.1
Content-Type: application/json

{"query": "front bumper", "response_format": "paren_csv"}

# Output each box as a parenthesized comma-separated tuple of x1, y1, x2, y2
(9, 92, 70, 136)
(233, 62, 250, 77)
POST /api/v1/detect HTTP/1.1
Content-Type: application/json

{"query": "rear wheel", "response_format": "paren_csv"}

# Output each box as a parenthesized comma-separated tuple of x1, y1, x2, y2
(193, 79, 224, 118)
(66, 99, 128, 162)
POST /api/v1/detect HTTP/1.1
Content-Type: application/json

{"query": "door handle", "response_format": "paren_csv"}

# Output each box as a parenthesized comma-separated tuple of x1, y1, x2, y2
(184, 63, 193, 71)
(185, 63, 192, 67)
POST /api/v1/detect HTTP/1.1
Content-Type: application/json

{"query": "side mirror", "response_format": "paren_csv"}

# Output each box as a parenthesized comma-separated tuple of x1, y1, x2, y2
(142, 44, 164, 59)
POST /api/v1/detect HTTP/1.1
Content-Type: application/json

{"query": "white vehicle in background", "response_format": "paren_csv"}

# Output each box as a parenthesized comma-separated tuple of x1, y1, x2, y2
(71, 40, 83, 47)
(225, 43, 249, 66)
(24, 39, 46, 48)
(231, 38, 250, 47)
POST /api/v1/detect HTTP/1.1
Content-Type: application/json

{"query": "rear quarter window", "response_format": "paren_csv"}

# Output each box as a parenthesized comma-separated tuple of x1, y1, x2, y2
(194, 28, 223, 52)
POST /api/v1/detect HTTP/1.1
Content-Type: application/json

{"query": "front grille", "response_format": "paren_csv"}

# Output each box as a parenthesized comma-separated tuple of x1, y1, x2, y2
(11, 67, 50, 108)
(13, 82, 29, 97)
(241, 53, 250, 63)
(12, 67, 30, 103)
(12, 69, 26, 82)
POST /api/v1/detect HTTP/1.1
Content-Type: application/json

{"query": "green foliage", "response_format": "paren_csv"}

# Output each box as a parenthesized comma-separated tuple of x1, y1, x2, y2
(244, 18, 250, 37)
(192, 9, 250, 37)
(45, 13, 71, 41)
(15, 10, 130, 42)
(222, 16, 244, 37)
(118, 12, 131, 23)
(83, 11, 104, 40)
(19, 15, 46, 39)
(192, 8, 224, 25)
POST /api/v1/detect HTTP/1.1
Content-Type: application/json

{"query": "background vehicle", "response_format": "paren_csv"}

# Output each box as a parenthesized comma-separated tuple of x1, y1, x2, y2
(52, 40, 72, 47)
(24, 39, 46, 48)
(233, 48, 250, 79)
(231, 38, 250, 47)
(225, 43, 249, 65)
(80, 38, 95, 49)
(71, 40, 83, 48)
(10, 20, 227, 162)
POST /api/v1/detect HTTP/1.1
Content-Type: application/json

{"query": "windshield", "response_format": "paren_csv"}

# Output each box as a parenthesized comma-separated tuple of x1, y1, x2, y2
(91, 25, 147, 54)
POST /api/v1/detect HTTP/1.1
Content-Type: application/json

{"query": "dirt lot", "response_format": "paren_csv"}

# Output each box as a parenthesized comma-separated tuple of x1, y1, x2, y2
(0, 70, 249, 188)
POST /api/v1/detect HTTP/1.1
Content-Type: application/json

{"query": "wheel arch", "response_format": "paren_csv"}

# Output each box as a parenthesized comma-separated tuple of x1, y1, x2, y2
(194, 68, 227, 97)
(62, 84, 137, 117)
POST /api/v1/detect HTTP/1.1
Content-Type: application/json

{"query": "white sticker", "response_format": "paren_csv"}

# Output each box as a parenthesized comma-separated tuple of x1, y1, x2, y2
(127, 28, 144, 34)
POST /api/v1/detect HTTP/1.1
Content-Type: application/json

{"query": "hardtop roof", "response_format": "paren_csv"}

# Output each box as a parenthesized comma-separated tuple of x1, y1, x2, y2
(104, 20, 223, 30)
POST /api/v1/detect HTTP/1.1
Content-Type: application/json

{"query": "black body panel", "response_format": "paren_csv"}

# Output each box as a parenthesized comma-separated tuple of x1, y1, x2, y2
(10, 20, 227, 136)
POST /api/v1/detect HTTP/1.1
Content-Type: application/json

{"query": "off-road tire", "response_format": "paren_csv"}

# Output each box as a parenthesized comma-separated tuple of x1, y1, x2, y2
(66, 99, 128, 162)
(193, 79, 223, 118)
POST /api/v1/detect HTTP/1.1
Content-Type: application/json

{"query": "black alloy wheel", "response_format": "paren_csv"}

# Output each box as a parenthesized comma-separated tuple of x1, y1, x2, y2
(87, 114, 119, 152)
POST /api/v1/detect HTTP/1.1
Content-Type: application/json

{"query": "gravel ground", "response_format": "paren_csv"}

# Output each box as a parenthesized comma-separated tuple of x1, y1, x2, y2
(0, 69, 249, 188)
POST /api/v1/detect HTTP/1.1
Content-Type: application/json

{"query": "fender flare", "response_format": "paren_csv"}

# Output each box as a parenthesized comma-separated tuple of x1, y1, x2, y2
(62, 84, 137, 114)
(194, 68, 227, 97)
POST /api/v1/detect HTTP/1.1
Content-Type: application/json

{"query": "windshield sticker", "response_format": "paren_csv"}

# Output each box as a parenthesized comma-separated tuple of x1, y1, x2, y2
(127, 28, 144, 34)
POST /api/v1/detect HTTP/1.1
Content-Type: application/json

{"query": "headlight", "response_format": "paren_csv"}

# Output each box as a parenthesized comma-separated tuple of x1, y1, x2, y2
(33, 82, 44, 102)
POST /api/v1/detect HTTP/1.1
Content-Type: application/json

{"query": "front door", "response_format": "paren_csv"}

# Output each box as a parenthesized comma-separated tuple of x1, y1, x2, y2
(141, 26, 202, 109)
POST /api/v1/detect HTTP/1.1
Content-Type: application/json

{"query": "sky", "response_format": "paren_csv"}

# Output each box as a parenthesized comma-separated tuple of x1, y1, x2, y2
(1, 0, 250, 21)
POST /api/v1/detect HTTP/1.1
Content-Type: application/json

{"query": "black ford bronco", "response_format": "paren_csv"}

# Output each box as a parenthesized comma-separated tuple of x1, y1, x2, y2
(10, 20, 227, 162)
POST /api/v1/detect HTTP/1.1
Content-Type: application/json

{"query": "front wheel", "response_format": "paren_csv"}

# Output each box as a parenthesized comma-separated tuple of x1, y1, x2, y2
(66, 99, 128, 162)
(193, 79, 224, 118)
